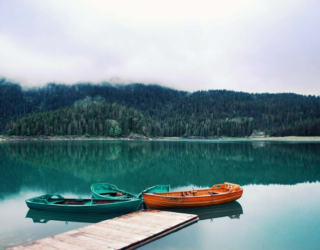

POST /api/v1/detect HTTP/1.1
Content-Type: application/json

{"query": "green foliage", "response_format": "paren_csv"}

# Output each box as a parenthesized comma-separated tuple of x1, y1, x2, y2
(114, 125, 122, 137)
(6, 102, 149, 137)
(1, 79, 320, 137)
(109, 127, 114, 137)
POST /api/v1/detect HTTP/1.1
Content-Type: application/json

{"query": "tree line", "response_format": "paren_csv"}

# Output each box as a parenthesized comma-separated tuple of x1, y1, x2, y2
(5, 100, 150, 137)
(1, 78, 320, 137)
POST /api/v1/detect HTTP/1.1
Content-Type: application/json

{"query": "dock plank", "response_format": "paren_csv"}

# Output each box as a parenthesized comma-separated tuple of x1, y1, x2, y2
(98, 219, 158, 233)
(56, 232, 115, 250)
(121, 212, 191, 222)
(78, 225, 145, 244)
(7, 210, 198, 250)
(89, 224, 153, 239)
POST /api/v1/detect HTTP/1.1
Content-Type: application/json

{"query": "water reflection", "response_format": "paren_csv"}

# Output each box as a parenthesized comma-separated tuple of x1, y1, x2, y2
(1, 141, 320, 199)
(0, 141, 320, 250)
(25, 201, 243, 226)
(140, 183, 320, 250)
(167, 201, 243, 221)
(26, 209, 125, 224)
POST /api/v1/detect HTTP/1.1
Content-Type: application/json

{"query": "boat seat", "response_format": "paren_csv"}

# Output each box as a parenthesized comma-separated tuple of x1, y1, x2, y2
(209, 192, 218, 196)
(48, 200, 64, 204)
(85, 201, 96, 205)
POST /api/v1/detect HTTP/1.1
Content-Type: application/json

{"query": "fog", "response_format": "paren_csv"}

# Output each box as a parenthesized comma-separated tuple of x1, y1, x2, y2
(0, 0, 319, 95)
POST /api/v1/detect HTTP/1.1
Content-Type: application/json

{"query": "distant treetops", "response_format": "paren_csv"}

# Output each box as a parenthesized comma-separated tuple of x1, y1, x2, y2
(1, 79, 320, 137)
(5, 100, 147, 137)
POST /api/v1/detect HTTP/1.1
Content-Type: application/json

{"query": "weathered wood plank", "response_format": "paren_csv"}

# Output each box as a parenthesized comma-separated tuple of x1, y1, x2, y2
(125, 216, 199, 250)
(97, 219, 168, 236)
(16, 237, 82, 250)
(121, 212, 191, 222)
(88, 224, 154, 239)
(98, 219, 158, 233)
(6, 247, 25, 250)
(54, 231, 115, 250)
(79, 225, 146, 243)
(10, 241, 58, 250)
(134, 210, 196, 220)
(125, 210, 194, 220)
(7, 210, 198, 250)
(38, 238, 85, 250)
(114, 213, 186, 226)
(107, 218, 171, 230)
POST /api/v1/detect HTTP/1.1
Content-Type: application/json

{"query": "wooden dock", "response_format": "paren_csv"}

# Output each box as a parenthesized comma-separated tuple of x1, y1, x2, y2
(8, 210, 198, 250)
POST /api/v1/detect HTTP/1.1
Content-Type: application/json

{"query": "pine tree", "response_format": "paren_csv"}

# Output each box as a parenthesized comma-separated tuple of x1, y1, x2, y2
(114, 125, 122, 137)
(109, 127, 114, 137)
(99, 123, 103, 136)
(68, 124, 72, 135)
(3, 83, 320, 138)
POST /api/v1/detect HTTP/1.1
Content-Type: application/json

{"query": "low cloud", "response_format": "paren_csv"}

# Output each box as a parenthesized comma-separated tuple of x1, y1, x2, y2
(0, 0, 319, 95)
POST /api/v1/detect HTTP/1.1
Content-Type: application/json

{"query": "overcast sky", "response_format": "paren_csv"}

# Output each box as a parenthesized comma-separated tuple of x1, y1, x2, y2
(0, 0, 319, 95)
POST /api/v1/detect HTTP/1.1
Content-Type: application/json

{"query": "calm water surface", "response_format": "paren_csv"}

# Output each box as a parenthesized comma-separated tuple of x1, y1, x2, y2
(0, 140, 319, 249)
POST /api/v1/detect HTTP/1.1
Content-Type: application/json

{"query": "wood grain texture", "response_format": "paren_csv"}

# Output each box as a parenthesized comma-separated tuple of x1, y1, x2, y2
(6, 210, 198, 250)
(143, 182, 243, 209)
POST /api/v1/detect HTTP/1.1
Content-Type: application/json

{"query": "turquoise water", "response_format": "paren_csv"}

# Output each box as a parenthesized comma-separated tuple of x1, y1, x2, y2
(0, 140, 319, 249)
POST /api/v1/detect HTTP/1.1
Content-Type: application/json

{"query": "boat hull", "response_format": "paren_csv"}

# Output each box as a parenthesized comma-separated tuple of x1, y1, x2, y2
(26, 199, 142, 214)
(143, 189, 243, 209)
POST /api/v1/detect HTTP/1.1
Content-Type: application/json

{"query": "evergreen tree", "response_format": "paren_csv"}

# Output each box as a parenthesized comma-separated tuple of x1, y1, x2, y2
(68, 124, 72, 135)
(109, 127, 114, 137)
(114, 125, 122, 137)
(1, 79, 320, 137)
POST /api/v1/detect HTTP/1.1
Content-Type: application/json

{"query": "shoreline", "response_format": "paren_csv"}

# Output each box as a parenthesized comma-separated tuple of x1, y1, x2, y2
(1, 135, 320, 142)
(0, 135, 153, 142)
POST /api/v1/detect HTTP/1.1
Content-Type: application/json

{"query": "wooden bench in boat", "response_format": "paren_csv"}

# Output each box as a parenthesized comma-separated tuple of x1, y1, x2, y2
(142, 183, 244, 209)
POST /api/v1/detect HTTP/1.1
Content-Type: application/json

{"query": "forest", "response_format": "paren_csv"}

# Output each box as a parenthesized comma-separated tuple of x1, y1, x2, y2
(1, 78, 320, 137)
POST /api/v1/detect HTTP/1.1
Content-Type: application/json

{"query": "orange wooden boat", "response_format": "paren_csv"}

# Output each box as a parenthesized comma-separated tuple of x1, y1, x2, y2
(142, 182, 243, 209)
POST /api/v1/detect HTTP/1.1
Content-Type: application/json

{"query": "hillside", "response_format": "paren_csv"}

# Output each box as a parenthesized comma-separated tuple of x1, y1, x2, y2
(1, 78, 320, 137)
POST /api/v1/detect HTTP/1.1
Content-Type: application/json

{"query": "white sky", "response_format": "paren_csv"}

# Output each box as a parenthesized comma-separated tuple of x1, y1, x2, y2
(0, 0, 319, 95)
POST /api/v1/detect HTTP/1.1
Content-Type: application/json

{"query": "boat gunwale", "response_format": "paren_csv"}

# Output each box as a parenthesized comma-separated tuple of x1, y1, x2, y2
(91, 183, 138, 199)
(142, 188, 243, 199)
(26, 198, 141, 207)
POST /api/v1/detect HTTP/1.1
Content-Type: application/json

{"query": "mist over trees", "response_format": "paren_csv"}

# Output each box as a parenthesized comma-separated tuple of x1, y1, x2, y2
(1, 78, 320, 137)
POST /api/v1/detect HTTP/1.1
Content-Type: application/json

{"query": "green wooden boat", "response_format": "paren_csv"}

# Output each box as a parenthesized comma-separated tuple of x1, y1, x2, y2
(25, 194, 143, 213)
(91, 183, 138, 200)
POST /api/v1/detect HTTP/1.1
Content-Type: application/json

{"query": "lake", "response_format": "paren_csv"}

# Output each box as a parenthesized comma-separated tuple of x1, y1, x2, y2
(0, 140, 319, 249)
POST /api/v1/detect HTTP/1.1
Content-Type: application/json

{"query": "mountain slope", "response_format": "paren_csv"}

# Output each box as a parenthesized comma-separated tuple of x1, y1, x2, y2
(1, 78, 320, 137)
